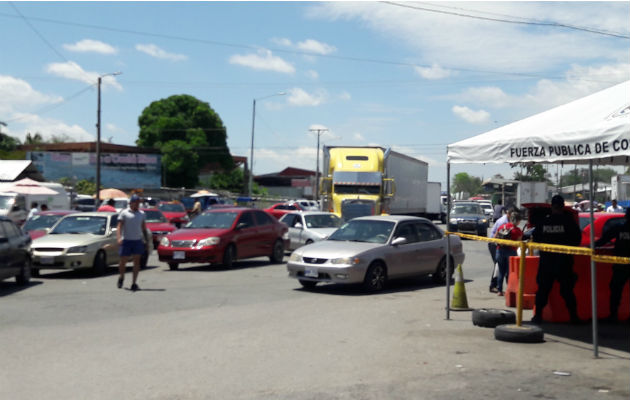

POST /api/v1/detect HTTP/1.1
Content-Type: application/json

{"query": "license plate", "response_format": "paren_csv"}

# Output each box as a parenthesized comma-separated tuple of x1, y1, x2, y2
(304, 267, 318, 278)
(173, 251, 185, 260)
(40, 256, 54, 265)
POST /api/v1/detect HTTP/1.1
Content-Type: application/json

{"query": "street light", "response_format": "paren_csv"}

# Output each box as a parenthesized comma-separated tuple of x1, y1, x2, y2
(249, 91, 285, 198)
(95, 71, 121, 203)
(309, 127, 328, 202)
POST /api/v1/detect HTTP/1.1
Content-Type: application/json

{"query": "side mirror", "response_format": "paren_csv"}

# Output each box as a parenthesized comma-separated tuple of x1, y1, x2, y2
(392, 237, 407, 246)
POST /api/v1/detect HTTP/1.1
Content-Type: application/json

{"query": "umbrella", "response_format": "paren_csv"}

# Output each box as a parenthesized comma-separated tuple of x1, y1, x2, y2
(0, 178, 58, 195)
(99, 188, 128, 199)
(191, 190, 218, 198)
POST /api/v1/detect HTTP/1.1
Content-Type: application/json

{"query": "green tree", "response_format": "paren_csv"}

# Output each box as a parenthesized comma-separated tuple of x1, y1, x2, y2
(24, 132, 44, 145)
(451, 172, 482, 196)
(559, 167, 617, 186)
(0, 131, 20, 152)
(513, 164, 550, 182)
(137, 94, 234, 188)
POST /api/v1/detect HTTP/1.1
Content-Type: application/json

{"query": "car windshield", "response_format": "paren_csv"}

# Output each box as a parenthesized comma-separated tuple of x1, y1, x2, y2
(328, 219, 394, 244)
(185, 212, 237, 229)
(23, 214, 65, 232)
(159, 203, 185, 212)
(304, 214, 342, 228)
(51, 215, 108, 235)
(452, 204, 482, 215)
(144, 210, 168, 223)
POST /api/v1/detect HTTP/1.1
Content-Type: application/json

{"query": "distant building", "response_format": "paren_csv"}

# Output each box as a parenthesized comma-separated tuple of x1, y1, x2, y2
(254, 167, 316, 199)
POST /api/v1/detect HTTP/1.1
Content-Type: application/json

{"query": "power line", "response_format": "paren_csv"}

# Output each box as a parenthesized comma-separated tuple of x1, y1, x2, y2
(5, 84, 95, 123)
(382, 1, 630, 39)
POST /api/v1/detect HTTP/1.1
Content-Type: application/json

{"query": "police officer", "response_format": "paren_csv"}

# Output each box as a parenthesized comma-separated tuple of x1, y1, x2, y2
(531, 195, 582, 324)
(595, 207, 630, 323)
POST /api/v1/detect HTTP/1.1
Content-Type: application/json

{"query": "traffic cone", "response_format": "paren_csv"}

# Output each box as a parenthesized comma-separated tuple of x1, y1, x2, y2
(451, 264, 472, 311)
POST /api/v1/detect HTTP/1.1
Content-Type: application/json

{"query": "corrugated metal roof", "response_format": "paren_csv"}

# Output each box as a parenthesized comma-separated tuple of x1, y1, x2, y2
(0, 160, 34, 181)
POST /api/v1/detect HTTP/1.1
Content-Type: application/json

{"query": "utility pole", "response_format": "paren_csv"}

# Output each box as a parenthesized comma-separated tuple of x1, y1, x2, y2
(309, 127, 328, 202)
(95, 72, 121, 203)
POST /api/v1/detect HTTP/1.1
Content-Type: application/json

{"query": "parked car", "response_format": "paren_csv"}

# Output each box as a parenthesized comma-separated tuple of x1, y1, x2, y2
(141, 208, 177, 250)
(292, 199, 320, 211)
(447, 201, 489, 237)
(158, 207, 288, 270)
(30, 212, 122, 276)
(279, 211, 342, 251)
(476, 201, 494, 220)
(0, 216, 32, 285)
(264, 202, 305, 219)
(158, 201, 190, 227)
(22, 210, 77, 240)
(72, 195, 96, 212)
(112, 197, 129, 213)
(286, 215, 465, 291)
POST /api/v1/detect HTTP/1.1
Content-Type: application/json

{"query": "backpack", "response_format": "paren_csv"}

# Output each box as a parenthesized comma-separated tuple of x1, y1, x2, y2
(496, 225, 514, 240)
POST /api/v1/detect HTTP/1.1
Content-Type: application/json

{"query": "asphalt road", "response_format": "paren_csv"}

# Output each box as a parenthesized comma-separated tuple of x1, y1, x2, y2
(1, 230, 628, 400)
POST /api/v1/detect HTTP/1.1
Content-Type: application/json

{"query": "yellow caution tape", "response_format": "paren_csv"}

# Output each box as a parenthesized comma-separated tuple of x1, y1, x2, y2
(445, 231, 630, 265)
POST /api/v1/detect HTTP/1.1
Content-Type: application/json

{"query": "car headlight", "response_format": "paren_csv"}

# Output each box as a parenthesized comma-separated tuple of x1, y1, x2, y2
(449, 218, 458, 224)
(289, 252, 302, 262)
(331, 257, 360, 265)
(160, 237, 170, 247)
(479, 219, 487, 224)
(67, 245, 88, 254)
(197, 237, 220, 247)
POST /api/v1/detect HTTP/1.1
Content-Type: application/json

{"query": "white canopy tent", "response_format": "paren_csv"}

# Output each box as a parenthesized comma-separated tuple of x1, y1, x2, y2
(445, 80, 630, 355)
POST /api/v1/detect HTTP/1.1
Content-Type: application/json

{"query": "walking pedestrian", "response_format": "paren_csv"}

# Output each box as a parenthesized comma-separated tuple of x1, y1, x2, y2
(595, 207, 630, 323)
(116, 194, 149, 291)
(493, 211, 523, 296)
(488, 206, 515, 292)
(531, 195, 582, 324)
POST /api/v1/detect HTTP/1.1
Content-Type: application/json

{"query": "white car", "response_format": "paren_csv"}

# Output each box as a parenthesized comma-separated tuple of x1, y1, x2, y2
(279, 211, 342, 251)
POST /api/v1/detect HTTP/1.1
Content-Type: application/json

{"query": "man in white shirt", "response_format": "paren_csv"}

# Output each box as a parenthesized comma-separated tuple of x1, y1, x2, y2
(606, 199, 624, 213)
(27, 202, 39, 219)
(488, 206, 514, 292)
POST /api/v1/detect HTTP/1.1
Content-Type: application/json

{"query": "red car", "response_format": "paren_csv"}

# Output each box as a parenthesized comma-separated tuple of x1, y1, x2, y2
(579, 212, 626, 247)
(157, 207, 288, 270)
(264, 202, 305, 219)
(141, 208, 177, 249)
(22, 210, 77, 240)
(158, 201, 190, 227)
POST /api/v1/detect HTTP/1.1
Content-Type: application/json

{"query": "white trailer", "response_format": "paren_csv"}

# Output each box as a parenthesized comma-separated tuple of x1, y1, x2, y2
(611, 175, 630, 201)
(516, 181, 548, 207)
(384, 150, 430, 216)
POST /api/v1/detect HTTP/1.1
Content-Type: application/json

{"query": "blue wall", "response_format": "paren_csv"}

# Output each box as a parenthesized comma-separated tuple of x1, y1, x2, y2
(28, 151, 162, 189)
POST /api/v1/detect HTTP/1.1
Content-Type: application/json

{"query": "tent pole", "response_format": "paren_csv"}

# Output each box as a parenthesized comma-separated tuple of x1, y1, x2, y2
(588, 160, 599, 357)
(446, 162, 451, 320)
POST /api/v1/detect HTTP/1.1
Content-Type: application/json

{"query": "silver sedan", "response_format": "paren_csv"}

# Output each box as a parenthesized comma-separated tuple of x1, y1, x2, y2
(286, 215, 465, 291)
(279, 211, 342, 251)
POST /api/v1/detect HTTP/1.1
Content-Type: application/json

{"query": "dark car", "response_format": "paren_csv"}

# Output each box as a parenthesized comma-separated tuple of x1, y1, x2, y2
(22, 210, 78, 240)
(0, 216, 32, 285)
(447, 201, 489, 237)
(158, 207, 288, 270)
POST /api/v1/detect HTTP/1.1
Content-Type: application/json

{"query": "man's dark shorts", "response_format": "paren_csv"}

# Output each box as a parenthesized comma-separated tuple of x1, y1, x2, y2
(119, 239, 145, 257)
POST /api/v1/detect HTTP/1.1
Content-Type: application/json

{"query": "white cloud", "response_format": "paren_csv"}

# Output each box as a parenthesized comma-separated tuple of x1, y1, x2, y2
(306, 70, 319, 80)
(353, 132, 365, 141)
(414, 63, 452, 80)
(229, 49, 295, 74)
(135, 44, 187, 61)
(5, 112, 93, 143)
(457, 86, 511, 109)
(338, 91, 351, 101)
(296, 39, 337, 55)
(0, 76, 62, 113)
(271, 37, 293, 47)
(63, 39, 117, 55)
(287, 87, 327, 106)
(452, 105, 490, 124)
(45, 61, 122, 90)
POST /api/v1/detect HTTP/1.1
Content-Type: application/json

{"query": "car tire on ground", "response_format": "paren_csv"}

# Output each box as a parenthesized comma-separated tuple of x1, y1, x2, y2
(92, 251, 107, 276)
(31, 268, 40, 277)
(299, 279, 317, 289)
(16, 257, 32, 285)
(269, 239, 284, 263)
(168, 262, 179, 270)
(494, 324, 544, 343)
(472, 308, 516, 328)
(222, 244, 235, 268)
(431, 257, 453, 285)
(363, 261, 387, 292)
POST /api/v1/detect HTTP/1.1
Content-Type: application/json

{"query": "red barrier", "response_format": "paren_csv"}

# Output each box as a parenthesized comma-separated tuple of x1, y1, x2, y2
(505, 256, 538, 309)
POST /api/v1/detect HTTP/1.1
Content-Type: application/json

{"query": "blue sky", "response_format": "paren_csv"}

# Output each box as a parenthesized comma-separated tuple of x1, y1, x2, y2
(1, 1, 628, 187)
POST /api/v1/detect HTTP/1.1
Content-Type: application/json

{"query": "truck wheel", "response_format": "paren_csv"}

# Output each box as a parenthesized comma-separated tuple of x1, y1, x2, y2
(363, 262, 387, 292)
(494, 324, 544, 343)
(472, 308, 516, 328)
